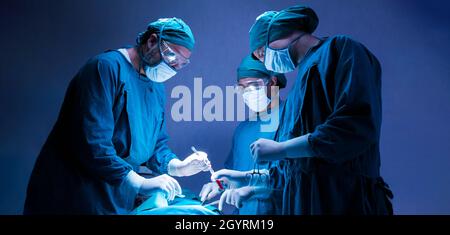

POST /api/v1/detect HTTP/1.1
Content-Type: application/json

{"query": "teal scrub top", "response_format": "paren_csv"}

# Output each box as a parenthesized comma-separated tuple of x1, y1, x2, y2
(25, 49, 177, 214)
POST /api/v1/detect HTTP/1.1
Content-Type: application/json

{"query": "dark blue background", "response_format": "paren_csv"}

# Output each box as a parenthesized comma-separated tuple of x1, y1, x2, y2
(1, 0, 449, 214)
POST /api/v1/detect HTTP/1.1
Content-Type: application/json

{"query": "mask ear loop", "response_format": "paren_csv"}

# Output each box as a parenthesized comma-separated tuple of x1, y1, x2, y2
(264, 12, 279, 63)
(136, 22, 167, 81)
(137, 41, 146, 81)
(158, 23, 179, 73)
(157, 23, 166, 63)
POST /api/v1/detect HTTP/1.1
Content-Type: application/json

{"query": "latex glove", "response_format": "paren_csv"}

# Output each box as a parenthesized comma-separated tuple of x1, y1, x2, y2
(168, 151, 211, 177)
(199, 182, 222, 202)
(211, 169, 249, 189)
(139, 174, 182, 201)
(218, 186, 255, 211)
(250, 138, 286, 163)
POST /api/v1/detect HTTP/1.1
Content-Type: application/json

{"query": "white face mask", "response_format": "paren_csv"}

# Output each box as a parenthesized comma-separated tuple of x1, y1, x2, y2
(264, 46, 296, 73)
(144, 60, 177, 83)
(141, 22, 178, 83)
(264, 20, 306, 73)
(242, 87, 271, 112)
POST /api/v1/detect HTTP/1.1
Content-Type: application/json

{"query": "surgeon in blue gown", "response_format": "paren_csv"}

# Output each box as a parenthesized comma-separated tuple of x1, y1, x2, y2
(246, 6, 394, 215)
(24, 18, 211, 215)
(199, 55, 285, 215)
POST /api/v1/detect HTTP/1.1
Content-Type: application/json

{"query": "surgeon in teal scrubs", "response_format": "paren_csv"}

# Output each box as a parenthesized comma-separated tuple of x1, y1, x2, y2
(24, 18, 211, 214)
(199, 55, 285, 214)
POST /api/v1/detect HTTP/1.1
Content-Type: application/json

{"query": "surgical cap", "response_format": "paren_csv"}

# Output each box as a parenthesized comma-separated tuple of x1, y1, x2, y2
(136, 17, 195, 51)
(237, 54, 287, 88)
(249, 11, 278, 53)
(249, 5, 319, 51)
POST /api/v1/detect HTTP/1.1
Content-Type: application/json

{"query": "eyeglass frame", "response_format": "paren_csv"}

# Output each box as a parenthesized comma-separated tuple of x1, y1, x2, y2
(159, 39, 190, 70)
(234, 77, 271, 94)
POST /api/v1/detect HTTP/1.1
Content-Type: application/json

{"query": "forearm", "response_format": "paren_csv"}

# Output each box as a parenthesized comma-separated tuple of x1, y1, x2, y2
(280, 134, 314, 159)
(78, 138, 133, 184)
(124, 170, 145, 194)
(167, 158, 184, 177)
(248, 186, 272, 200)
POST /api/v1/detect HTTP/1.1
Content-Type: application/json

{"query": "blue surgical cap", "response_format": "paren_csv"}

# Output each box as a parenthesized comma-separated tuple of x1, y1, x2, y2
(136, 17, 195, 51)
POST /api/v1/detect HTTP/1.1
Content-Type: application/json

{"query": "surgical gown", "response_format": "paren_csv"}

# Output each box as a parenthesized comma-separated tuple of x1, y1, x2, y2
(224, 103, 284, 215)
(24, 50, 177, 214)
(273, 35, 393, 215)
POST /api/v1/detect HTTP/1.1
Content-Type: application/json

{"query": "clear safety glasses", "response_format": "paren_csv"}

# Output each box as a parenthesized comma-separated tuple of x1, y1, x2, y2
(160, 40, 190, 70)
(234, 78, 270, 94)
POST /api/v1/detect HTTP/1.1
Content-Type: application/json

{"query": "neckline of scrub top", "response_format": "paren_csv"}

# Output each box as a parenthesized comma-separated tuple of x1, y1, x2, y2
(118, 48, 132, 64)
(116, 48, 152, 83)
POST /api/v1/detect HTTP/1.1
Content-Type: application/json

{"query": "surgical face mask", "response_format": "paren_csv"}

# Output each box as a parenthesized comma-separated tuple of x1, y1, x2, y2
(264, 34, 305, 73)
(264, 46, 296, 73)
(242, 87, 271, 112)
(140, 23, 178, 83)
(144, 59, 177, 83)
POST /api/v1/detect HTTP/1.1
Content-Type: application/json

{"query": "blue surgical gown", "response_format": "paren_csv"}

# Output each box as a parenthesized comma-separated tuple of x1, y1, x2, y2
(24, 50, 177, 214)
(272, 36, 393, 215)
(224, 102, 284, 215)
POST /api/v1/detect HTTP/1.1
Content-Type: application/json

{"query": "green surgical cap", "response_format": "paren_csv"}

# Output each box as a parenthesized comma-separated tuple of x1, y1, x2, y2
(249, 11, 277, 53)
(249, 5, 318, 52)
(136, 17, 195, 51)
(237, 55, 286, 88)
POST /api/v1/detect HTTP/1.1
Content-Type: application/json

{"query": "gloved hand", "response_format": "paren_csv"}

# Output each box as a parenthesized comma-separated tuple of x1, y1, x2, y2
(211, 169, 249, 189)
(139, 174, 182, 201)
(168, 151, 211, 177)
(250, 138, 286, 163)
(218, 186, 255, 211)
(199, 182, 222, 202)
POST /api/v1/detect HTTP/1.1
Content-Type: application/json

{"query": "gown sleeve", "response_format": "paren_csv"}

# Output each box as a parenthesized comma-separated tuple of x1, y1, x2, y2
(74, 57, 132, 185)
(308, 37, 382, 164)
(146, 109, 178, 175)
